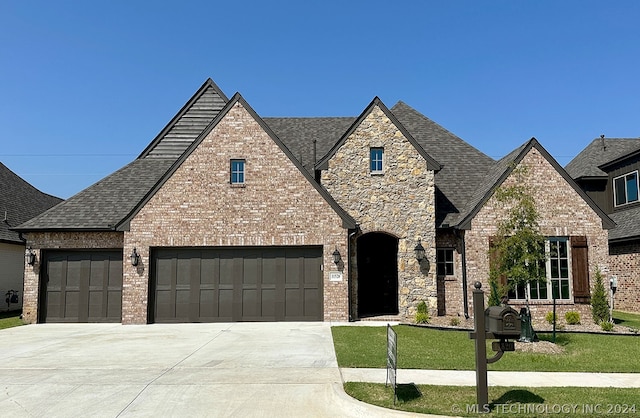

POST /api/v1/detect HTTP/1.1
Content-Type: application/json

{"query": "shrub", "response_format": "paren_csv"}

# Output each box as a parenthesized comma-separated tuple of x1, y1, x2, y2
(415, 301, 430, 324)
(591, 268, 609, 324)
(449, 317, 461, 327)
(601, 321, 614, 332)
(565, 311, 581, 325)
(545, 311, 556, 325)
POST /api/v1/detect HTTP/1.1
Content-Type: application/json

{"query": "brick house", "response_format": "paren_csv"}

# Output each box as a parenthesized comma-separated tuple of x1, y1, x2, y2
(566, 137, 640, 313)
(15, 78, 613, 324)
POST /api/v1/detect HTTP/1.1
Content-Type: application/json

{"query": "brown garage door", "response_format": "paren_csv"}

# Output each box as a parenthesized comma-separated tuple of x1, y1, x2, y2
(150, 247, 323, 322)
(40, 251, 123, 323)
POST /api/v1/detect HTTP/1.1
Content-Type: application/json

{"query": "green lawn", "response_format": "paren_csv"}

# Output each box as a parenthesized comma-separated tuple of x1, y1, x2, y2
(0, 311, 24, 330)
(614, 310, 640, 330)
(332, 324, 640, 372)
(344, 383, 639, 417)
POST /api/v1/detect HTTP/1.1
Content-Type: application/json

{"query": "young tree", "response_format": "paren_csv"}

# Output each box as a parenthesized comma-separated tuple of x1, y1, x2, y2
(591, 268, 609, 324)
(488, 166, 547, 341)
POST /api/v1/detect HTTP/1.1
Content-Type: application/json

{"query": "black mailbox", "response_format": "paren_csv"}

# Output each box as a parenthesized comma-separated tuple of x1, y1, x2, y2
(484, 306, 521, 338)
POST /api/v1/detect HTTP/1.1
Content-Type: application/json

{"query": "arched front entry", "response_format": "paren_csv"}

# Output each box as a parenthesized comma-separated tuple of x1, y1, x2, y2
(357, 232, 398, 317)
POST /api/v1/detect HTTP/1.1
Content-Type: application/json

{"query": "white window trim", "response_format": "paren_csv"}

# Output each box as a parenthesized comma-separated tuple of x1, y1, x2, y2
(613, 170, 639, 207)
(370, 147, 384, 175)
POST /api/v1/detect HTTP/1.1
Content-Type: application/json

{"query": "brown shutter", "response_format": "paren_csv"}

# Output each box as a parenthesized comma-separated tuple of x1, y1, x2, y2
(570, 236, 590, 304)
(489, 237, 507, 287)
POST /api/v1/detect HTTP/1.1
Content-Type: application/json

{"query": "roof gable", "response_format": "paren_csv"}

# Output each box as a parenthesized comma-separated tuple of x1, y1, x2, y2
(457, 138, 615, 230)
(138, 78, 229, 159)
(119, 93, 357, 230)
(315, 97, 441, 171)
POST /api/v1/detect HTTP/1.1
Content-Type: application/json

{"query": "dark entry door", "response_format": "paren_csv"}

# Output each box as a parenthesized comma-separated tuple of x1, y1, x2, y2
(41, 251, 123, 323)
(150, 247, 323, 322)
(357, 233, 398, 317)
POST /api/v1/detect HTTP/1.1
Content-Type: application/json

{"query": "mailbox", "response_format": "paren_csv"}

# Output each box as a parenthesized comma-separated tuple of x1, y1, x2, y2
(484, 306, 521, 338)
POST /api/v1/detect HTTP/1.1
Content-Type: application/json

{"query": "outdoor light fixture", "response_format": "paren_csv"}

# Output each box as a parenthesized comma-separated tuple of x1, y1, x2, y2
(130, 247, 140, 267)
(25, 246, 36, 266)
(332, 248, 341, 265)
(414, 239, 425, 261)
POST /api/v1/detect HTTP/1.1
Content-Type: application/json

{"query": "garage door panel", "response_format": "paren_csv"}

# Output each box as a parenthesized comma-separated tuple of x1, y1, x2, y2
(42, 251, 122, 323)
(152, 247, 322, 323)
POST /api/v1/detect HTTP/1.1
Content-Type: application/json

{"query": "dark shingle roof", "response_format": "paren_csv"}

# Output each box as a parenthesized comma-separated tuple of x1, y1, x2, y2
(264, 117, 356, 172)
(0, 162, 63, 242)
(17, 158, 175, 231)
(609, 206, 640, 242)
(565, 137, 640, 179)
(390, 101, 496, 226)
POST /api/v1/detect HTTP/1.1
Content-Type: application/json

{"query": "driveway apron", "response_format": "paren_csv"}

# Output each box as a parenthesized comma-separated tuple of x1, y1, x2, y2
(0, 323, 419, 417)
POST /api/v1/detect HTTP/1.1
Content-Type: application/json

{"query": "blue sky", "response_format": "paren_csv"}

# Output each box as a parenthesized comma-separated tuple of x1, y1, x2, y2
(2, 1, 640, 199)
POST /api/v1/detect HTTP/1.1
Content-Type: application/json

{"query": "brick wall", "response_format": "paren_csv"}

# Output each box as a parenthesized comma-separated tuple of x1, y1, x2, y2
(21, 231, 123, 323)
(609, 241, 640, 313)
(435, 230, 466, 317)
(125, 101, 349, 324)
(464, 147, 609, 323)
(321, 105, 437, 318)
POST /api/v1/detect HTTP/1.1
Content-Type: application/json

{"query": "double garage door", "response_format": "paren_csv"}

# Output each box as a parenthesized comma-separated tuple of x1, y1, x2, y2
(151, 247, 323, 322)
(40, 247, 323, 323)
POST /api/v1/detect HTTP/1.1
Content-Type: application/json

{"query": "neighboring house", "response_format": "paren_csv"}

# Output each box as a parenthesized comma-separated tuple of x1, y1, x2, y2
(566, 137, 640, 313)
(0, 162, 62, 312)
(14, 78, 613, 324)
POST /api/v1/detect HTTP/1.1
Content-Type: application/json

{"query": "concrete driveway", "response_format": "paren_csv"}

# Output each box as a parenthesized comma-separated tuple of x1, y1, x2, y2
(0, 323, 422, 417)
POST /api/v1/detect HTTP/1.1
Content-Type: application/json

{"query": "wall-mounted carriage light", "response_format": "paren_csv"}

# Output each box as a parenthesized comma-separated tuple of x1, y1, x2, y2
(332, 248, 341, 265)
(25, 246, 36, 266)
(130, 247, 140, 267)
(414, 239, 425, 261)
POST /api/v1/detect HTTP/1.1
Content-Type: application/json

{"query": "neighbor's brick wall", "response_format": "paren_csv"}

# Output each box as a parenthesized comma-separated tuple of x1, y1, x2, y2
(464, 148, 609, 323)
(609, 241, 640, 313)
(21, 231, 124, 324)
(125, 101, 348, 324)
(321, 105, 437, 319)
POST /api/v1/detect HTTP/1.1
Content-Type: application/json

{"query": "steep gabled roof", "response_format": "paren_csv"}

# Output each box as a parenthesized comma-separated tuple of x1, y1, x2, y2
(315, 97, 441, 172)
(138, 78, 229, 159)
(117, 93, 357, 230)
(390, 101, 496, 227)
(16, 79, 229, 232)
(565, 137, 640, 179)
(15, 158, 175, 231)
(455, 138, 615, 230)
(0, 162, 63, 242)
(264, 117, 356, 173)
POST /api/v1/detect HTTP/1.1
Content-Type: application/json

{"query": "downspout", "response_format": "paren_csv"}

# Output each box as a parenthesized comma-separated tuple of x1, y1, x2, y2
(456, 228, 470, 319)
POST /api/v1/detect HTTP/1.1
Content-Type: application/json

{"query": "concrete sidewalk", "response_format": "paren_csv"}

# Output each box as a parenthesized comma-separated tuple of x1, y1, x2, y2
(341, 368, 640, 388)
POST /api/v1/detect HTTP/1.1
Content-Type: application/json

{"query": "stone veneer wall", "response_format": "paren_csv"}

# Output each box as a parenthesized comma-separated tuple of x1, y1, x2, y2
(609, 241, 640, 313)
(21, 231, 124, 323)
(464, 148, 609, 323)
(124, 101, 348, 324)
(321, 106, 437, 318)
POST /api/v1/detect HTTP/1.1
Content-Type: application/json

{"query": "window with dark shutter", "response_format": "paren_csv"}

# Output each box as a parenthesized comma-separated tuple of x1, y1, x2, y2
(570, 235, 590, 304)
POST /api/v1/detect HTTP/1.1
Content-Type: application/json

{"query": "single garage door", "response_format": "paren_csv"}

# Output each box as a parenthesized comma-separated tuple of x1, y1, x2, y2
(151, 247, 323, 322)
(40, 251, 123, 323)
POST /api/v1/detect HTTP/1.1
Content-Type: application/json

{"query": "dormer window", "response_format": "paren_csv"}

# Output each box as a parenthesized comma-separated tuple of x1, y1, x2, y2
(370, 147, 384, 174)
(614, 171, 639, 207)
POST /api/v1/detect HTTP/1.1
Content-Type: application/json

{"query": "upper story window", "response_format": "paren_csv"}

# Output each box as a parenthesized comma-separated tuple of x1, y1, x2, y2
(436, 248, 454, 276)
(230, 159, 245, 185)
(614, 171, 639, 207)
(370, 147, 384, 174)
